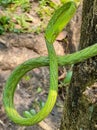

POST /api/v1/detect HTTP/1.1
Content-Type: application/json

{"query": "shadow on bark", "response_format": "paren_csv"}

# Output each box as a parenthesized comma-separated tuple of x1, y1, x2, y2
(60, 0, 97, 129)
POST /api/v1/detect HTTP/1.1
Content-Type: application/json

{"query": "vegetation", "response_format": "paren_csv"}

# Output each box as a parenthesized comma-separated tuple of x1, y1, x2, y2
(0, 0, 58, 34)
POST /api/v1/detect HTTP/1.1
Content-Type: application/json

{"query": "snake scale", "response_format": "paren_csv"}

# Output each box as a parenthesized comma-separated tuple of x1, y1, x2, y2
(3, 0, 97, 126)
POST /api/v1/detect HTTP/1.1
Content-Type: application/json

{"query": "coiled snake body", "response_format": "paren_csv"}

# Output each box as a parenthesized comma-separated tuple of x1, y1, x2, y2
(3, 0, 97, 126)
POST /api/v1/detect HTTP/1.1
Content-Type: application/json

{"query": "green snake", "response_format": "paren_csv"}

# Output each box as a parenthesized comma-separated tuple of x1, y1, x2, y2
(3, 0, 97, 126)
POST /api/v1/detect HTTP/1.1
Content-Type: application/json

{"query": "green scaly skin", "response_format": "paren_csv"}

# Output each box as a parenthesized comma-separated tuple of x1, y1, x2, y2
(3, 0, 97, 126)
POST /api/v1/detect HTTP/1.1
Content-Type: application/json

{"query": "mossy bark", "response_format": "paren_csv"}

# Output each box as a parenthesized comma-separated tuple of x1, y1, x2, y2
(60, 0, 97, 130)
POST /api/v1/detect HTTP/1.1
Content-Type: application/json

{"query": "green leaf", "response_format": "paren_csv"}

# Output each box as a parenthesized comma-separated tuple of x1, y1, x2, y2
(37, 87, 42, 93)
(63, 71, 72, 84)
(30, 109, 36, 116)
(0, 26, 4, 34)
(0, 16, 10, 25)
(23, 75, 30, 81)
(39, 101, 45, 109)
(23, 111, 32, 118)
(0, 0, 12, 6)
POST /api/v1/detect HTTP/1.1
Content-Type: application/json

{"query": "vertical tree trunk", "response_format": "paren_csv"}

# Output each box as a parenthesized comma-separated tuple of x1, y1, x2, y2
(60, 0, 97, 129)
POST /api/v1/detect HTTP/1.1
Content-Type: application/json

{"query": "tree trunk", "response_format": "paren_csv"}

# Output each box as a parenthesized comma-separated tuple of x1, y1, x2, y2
(60, 0, 97, 130)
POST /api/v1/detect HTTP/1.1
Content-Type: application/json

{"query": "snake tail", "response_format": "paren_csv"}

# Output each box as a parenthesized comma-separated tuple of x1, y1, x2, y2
(3, 1, 77, 126)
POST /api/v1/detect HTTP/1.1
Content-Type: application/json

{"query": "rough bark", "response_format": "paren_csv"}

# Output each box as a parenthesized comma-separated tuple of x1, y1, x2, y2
(60, 0, 97, 130)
